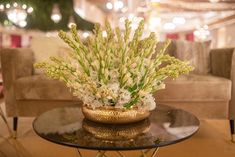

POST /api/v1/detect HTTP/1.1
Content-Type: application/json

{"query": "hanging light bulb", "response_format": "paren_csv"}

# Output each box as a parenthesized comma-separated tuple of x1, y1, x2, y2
(0, 4, 4, 11)
(51, 4, 62, 23)
(68, 16, 76, 28)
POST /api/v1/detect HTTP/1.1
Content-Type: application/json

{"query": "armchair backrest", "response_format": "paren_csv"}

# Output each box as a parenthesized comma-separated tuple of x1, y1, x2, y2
(210, 48, 235, 79)
(0, 48, 34, 89)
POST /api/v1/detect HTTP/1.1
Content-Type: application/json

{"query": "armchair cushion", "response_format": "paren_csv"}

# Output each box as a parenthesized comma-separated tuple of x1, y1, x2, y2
(14, 75, 77, 100)
(155, 74, 231, 102)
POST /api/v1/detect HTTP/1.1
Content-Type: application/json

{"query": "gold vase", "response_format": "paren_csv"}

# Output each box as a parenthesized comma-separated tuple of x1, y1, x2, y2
(81, 106, 150, 124)
(82, 119, 150, 141)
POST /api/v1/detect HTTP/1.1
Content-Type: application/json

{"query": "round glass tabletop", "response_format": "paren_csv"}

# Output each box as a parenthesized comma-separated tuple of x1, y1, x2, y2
(33, 104, 199, 150)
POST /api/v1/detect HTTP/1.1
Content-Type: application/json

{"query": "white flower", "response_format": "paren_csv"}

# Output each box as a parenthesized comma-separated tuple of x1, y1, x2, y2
(140, 93, 156, 111)
(116, 88, 131, 108)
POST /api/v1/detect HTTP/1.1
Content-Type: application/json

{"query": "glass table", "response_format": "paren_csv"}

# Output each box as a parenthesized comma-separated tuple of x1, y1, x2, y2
(33, 104, 199, 157)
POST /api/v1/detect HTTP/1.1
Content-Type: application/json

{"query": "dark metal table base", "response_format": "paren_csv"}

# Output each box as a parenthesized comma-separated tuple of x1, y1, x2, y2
(77, 148, 159, 157)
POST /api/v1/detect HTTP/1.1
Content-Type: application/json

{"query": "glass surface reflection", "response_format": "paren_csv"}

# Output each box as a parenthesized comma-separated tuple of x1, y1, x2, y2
(33, 104, 199, 150)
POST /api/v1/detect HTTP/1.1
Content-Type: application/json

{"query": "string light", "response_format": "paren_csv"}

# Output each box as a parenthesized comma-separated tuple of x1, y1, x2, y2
(13, 2, 18, 7)
(27, 7, 33, 13)
(6, 3, 10, 9)
(22, 4, 27, 10)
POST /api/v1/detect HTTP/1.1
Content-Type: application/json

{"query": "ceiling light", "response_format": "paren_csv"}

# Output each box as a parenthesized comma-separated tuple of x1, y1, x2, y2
(27, 7, 33, 13)
(106, 2, 113, 10)
(164, 22, 176, 30)
(172, 17, 186, 25)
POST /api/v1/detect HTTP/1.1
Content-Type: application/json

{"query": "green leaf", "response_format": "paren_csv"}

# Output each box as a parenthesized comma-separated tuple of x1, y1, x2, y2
(128, 84, 138, 93)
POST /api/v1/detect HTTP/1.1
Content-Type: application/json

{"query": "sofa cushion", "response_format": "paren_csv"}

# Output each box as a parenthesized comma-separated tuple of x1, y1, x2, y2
(14, 75, 77, 100)
(155, 74, 231, 102)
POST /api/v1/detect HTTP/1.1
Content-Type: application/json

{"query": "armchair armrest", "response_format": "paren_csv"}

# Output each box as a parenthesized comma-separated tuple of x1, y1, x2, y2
(0, 48, 34, 116)
(210, 48, 235, 119)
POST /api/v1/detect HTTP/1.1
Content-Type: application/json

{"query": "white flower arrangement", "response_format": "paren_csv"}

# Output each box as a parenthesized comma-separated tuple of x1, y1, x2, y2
(35, 20, 193, 111)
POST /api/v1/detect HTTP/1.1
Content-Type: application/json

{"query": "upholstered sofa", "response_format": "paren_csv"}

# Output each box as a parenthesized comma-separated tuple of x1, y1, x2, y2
(1, 45, 235, 140)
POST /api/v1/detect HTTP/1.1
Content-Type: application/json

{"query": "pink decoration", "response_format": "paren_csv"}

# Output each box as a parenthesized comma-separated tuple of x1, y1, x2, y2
(166, 33, 179, 40)
(11, 35, 22, 48)
(186, 32, 194, 41)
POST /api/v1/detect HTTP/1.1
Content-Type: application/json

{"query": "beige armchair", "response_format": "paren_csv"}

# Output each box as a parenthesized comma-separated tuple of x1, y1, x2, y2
(0, 48, 81, 135)
(0, 48, 234, 140)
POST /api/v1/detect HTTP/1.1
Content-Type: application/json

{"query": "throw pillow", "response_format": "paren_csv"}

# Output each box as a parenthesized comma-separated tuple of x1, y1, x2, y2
(175, 40, 211, 75)
(30, 36, 72, 74)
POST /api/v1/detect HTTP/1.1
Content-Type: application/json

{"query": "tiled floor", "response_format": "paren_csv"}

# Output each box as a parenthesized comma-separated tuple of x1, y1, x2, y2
(1, 101, 235, 157)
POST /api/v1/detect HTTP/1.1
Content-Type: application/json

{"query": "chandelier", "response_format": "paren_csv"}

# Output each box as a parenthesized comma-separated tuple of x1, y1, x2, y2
(4, 2, 33, 28)
(193, 25, 211, 41)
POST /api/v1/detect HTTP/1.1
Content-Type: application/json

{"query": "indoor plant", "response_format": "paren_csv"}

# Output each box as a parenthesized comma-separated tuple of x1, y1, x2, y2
(35, 20, 193, 124)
